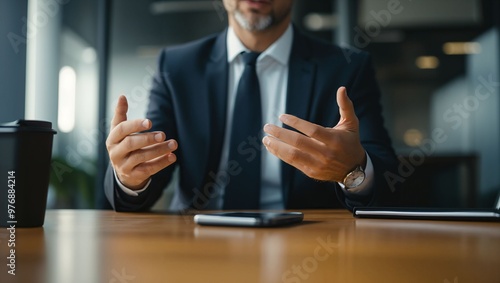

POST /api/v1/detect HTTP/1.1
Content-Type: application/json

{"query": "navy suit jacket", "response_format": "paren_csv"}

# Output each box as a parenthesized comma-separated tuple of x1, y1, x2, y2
(104, 27, 398, 212)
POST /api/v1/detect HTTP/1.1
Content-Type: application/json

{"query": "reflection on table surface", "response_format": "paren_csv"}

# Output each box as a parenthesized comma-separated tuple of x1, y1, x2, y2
(0, 209, 499, 283)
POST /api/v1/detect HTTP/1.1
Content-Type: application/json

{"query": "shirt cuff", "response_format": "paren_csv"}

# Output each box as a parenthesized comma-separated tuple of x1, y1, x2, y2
(337, 152, 374, 196)
(113, 169, 151, 196)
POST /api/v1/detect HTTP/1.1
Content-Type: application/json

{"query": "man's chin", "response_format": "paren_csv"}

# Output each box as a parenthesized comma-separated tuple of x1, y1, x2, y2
(235, 11, 273, 31)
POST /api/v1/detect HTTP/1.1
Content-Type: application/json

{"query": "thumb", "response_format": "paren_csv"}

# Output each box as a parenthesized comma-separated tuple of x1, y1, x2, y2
(110, 95, 128, 130)
(334, 87, 358, 132)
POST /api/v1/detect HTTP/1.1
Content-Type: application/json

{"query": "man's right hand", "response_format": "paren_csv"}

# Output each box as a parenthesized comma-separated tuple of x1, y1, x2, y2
(106, 95, 178, 190)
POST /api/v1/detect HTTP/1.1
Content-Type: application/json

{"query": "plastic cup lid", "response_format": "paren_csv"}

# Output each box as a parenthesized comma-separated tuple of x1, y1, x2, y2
(0, 119, 57, 134)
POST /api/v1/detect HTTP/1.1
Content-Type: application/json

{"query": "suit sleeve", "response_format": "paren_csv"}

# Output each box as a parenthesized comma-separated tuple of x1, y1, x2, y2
(336, 53, 399, 209)
(104, 49, 178, 212)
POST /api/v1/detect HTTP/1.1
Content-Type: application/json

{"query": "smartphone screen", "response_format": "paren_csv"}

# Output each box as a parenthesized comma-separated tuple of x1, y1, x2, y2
(194, 212, 304, 227)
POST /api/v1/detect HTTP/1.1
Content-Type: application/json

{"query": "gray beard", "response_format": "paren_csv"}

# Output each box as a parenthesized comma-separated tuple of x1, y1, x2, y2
(234, 10, 273, 31)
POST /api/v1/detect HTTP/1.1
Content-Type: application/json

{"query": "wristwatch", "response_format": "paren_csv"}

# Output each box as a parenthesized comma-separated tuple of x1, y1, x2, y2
(343, 165, 365, 189)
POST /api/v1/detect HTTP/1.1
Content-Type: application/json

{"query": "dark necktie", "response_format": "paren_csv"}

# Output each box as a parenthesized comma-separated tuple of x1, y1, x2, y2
(223, 52, 262, 209)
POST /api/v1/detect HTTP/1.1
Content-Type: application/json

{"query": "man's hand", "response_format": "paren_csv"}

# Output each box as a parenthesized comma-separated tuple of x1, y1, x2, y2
(262, 87, 366, 183)
(106, 95, 178, 190)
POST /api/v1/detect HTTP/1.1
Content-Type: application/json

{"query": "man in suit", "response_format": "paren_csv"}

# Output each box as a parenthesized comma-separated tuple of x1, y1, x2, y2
(104, 0, 398, 212)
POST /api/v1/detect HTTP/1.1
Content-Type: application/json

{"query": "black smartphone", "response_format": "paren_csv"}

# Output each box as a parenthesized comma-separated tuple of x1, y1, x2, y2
(193, 212, 304, 227)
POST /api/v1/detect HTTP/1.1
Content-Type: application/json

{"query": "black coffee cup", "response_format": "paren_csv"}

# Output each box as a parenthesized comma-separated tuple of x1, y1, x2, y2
(0, 120, 56, 227)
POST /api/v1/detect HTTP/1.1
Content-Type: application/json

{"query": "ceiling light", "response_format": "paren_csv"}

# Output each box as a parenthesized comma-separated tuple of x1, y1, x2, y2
(443, 42, 481, 55)
(303, 13, 337, 31)
(404, 129, 423, 147)
(415, 56, 439, 69)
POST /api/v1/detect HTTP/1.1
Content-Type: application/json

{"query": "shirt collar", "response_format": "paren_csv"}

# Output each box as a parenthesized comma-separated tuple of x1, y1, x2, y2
(226, 24, 293, 66)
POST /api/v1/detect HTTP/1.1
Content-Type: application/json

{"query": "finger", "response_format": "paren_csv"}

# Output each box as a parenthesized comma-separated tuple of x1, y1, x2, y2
(262, 135, 318, 177)
(335, 86, 358, 131)
(279, 114, 332, 143)
(110, 95, 128, 130)
(263, 123, 325, 156)
(121, 140, 177, 171)
(107, 119, 152, 145)
(111, 131, 166, 160)
(131, 152, 177, 180)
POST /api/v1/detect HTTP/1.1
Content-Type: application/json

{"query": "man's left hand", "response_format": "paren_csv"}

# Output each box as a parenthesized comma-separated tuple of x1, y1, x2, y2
(262, 86, 366, 183)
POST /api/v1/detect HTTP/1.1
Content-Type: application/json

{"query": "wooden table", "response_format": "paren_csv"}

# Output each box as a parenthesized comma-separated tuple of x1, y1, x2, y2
(1, 209, 499, 283)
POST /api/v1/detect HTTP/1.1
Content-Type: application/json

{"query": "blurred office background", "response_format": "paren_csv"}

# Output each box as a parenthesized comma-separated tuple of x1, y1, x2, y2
(0, 0, 499, 209)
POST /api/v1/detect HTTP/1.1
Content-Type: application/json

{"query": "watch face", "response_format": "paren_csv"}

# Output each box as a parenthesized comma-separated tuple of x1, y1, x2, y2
(345, 170, 365, 188)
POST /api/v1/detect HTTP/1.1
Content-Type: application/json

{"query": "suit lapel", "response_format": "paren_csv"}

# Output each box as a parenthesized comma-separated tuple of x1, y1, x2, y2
(204, 30, 229, 184)
(281, 29, 316, 205)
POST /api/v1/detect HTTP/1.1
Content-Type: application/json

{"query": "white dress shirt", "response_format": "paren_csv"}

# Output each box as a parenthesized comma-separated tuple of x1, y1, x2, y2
(116, 24, 374, 209)
(218, 25, 293, 209)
